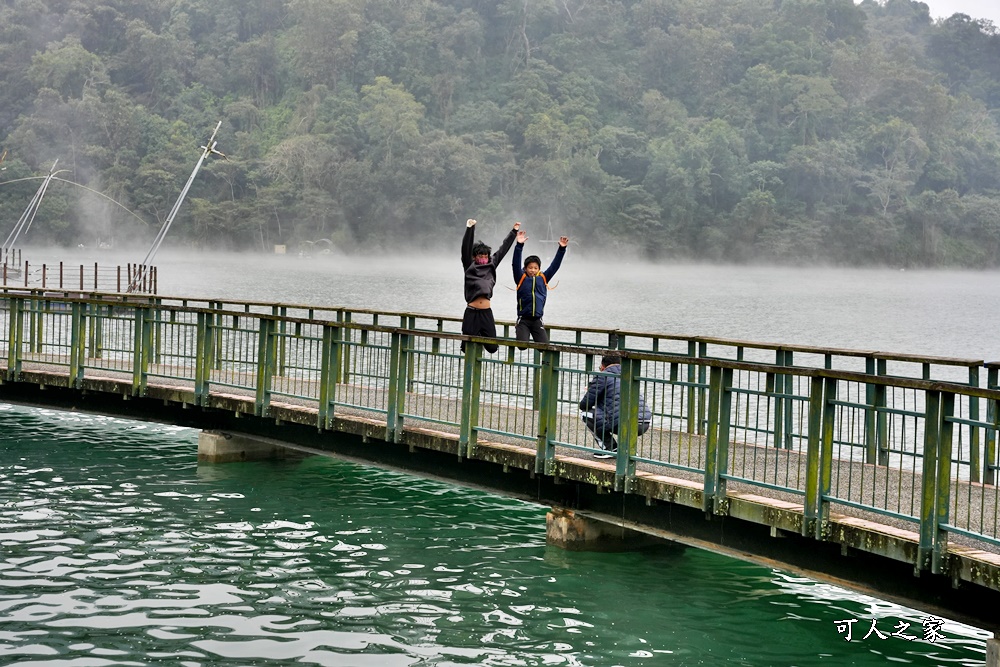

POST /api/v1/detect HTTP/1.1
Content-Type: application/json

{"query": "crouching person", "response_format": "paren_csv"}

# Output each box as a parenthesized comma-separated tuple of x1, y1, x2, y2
(579, 354, 652, 458)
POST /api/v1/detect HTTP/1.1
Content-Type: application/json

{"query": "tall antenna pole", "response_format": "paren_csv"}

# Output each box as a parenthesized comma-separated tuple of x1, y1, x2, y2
(1, 159, 62, 265)
(128, 121, 224, 292)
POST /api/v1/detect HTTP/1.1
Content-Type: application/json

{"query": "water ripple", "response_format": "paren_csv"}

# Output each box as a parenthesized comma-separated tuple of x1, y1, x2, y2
(0, 403, 990, 666)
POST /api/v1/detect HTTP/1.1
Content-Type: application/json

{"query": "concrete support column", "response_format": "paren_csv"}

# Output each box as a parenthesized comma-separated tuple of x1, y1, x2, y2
(545, 507, 666, 552)
(986, 635, 999, 667)
(198, 430, 287, 463)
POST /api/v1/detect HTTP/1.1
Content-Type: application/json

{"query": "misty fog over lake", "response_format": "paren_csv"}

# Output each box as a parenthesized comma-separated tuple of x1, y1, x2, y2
(22, 245, 1000, 362)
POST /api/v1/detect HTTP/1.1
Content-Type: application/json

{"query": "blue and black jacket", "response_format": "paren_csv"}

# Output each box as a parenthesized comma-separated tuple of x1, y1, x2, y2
(512, 242, 565, 319)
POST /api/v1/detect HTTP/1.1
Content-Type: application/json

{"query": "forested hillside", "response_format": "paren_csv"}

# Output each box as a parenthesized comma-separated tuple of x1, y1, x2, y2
(0, 0, 998, 265)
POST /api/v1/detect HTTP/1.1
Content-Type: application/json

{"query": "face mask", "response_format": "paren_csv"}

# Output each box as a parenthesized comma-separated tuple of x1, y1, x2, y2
(475, 256, 489, 265)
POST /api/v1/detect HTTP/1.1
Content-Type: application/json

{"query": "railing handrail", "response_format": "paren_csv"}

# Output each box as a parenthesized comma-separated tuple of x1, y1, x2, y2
(0, 285, 986, 375)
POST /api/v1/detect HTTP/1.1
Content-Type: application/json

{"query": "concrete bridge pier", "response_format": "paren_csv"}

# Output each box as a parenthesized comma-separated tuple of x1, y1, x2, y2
(988, 635, 999, 667)
(198, 430, 289, 463)
(546, 507, 668, 552)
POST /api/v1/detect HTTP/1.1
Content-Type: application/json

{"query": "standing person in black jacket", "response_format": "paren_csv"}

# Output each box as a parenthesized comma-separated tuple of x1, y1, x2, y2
(461, 218, 519, 354)
(579, 354, 653, 458)
(511, 230, 568, 348)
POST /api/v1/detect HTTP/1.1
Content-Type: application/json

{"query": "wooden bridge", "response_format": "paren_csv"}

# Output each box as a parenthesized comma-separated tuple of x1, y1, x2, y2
(2, 286, 1000, 648)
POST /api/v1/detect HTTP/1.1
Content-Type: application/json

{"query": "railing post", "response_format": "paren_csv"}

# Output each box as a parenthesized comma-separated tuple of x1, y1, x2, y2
(26, 298, 37, 355)
(616, 356, 641, 490)
(697, 341, 708, 435)
(917, 391, 942, 573)
(212, 302, 223, 371)
(150, 298, 162, 367)
(988, 366, 999, 486)
(864, 356, 876, 462)
(273, 305, 287, 376)
(34, 299, 45, 355)
(782, 350, 794, 448)
(194, 312, 211, 405)
(876, 358, 888, 465)
(772, 351, 785, 449)
(803, 375, 825, 535)
(339, 311, 352, 384)
(386, 331, 409, 443)
(255, 318, 275, 416)
(318, 324, 343, 430)
(6, 297, 23, 379)
(69, 302, 83, 387)
(702, 366, 733, 513)
(857, 357, 885, 462)
(131, 307, 151, 396)
(686, 340, 697, 434)
(969, 366, 981, 483)
(531, 347, 542, 410)
(932, 392, 955, 575)
(459, 342, 483, 459)
(90, 303, 104, 359)
(405, 315, 416, 393)
(432, 318, 443, 355)
(536, 349, 560, 475)
(815, 377, 837, 540)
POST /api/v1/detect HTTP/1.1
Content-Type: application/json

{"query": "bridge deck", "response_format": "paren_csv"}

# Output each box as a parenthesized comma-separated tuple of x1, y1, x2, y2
(5, 354, 998, 557)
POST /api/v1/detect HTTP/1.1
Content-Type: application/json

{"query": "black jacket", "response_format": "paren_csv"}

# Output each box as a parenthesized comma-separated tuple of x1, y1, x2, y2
(462, 225, 517, 304)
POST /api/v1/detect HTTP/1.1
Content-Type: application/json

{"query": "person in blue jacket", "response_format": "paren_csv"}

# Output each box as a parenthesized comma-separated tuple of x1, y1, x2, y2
(461, 218, 519, 354)
(579, 354, 653, 458)
(511, 230, 568, 348)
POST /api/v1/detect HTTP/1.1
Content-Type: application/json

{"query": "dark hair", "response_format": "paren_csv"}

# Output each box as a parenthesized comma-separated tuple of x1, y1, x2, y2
(601, 354, 622, 367)
(524, 255, 541, 269)
(472, 241, 491, 257)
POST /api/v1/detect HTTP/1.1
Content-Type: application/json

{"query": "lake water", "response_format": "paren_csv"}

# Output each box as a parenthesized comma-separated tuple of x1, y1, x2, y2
(4, 246, 1000, 665)
(0, 402, 992, 666)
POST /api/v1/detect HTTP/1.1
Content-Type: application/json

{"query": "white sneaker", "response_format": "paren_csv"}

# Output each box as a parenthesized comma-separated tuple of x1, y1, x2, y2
(593, 452, 615, 459)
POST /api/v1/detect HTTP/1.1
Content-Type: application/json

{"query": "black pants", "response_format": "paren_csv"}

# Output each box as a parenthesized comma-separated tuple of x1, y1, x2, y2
(515, 316, 547, 348)
(461, 306, 499, 354)
(582, 410, 653, 451)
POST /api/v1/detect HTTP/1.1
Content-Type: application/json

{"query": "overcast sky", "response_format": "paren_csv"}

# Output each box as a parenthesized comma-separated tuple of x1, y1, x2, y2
(916, 0, 1000, 23)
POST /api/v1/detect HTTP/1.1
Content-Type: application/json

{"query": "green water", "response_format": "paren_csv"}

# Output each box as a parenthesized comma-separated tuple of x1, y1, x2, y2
(0, 402, 990, 666)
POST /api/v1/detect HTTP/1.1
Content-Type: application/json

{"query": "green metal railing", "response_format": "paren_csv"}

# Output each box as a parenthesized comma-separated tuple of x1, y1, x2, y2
(2, 288, 1000, 571)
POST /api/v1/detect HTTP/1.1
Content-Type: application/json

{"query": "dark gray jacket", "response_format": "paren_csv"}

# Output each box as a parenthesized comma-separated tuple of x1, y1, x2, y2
(462, 225, 517, 304)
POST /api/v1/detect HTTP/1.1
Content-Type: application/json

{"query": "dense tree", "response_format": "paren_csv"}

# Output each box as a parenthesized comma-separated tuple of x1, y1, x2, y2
(0, 0, 998, 267)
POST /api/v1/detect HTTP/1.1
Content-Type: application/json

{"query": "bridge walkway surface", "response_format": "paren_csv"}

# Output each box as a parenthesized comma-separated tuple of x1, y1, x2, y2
(3, 287, 1000, 644)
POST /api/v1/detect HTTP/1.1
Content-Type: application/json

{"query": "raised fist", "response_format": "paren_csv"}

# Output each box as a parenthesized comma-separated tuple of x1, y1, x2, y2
(466, 219, 477, 227)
